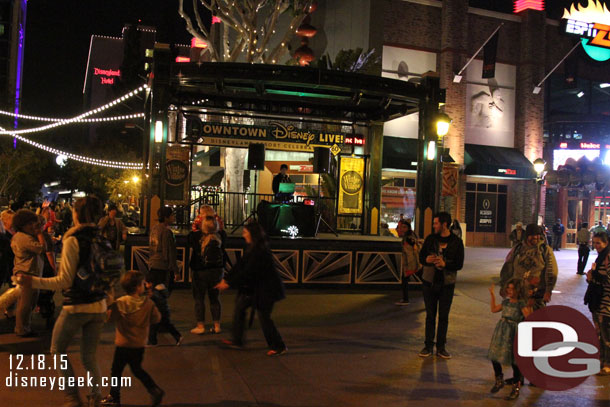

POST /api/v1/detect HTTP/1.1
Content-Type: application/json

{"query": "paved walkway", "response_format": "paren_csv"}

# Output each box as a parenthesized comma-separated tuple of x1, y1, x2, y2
(0, 247, 608, 406)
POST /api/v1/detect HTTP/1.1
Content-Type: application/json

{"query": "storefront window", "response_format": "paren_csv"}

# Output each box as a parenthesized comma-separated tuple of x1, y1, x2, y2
(381, 172, 416, 231)
(465, 182, 507, 233)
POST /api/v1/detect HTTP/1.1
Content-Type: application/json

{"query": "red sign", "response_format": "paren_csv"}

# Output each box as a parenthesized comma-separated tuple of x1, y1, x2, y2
(581, 142, 600, 149)
(94, 67, 120, 85)
(175, 56, 190, 63)
(498, 168, 517, 175)
(344, 137, 365, 145)
(514, 0, 544, 14)
(191, 37, 208, 48)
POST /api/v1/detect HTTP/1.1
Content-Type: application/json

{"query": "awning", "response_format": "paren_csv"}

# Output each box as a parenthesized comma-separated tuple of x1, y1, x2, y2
(382, 136, 455, 171)
(464, 144, 536, 179)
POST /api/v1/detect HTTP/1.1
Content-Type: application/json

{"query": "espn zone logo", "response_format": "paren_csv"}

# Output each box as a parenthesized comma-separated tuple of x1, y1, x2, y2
(563, 19, 610, 48)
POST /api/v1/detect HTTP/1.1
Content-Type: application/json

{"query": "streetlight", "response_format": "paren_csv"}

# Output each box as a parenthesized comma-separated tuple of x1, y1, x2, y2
(132, 175, 140, 183)
(533, 158, 546, 225)
(436, 113, 452, 137)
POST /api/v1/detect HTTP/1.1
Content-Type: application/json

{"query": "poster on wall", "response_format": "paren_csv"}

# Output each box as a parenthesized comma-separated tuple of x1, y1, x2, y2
(338, 157, 365, 215)
(476, 193, 497, 232)
(465, 60, 515, 148)
(165, 145, 190, 206)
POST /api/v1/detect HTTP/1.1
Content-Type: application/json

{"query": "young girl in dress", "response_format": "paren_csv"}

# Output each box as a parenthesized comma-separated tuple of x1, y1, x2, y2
(488, 280, 532, 400)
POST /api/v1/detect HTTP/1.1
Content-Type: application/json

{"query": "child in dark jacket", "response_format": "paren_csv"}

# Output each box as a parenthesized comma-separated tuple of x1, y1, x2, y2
(101, 271, 164, 407)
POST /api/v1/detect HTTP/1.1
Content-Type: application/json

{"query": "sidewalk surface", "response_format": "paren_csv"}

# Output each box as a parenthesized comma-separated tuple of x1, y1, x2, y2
(0, 247, 608, 406)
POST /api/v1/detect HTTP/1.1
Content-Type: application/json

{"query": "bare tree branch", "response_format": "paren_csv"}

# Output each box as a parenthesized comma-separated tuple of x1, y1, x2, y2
(178, 0, 217, 61)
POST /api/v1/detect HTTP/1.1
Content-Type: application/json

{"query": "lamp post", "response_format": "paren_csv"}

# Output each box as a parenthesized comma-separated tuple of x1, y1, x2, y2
(415, 75, 449, 238)
(533, 158, 546, 225)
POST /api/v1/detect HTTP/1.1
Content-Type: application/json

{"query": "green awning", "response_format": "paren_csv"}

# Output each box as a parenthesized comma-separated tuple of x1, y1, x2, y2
(382, 136, 454, 171)
(464, 144, 536, 179)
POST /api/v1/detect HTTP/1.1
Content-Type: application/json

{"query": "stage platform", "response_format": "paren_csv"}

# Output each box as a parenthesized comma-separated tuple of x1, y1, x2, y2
(125, 232, 414, 288)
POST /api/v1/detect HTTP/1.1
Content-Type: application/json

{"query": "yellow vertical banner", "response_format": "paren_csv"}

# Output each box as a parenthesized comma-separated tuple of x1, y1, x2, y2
(338, 157, 365, 215)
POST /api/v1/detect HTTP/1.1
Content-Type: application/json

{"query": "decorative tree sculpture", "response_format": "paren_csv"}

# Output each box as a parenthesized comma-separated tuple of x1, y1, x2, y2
(178, 0, 316, 64)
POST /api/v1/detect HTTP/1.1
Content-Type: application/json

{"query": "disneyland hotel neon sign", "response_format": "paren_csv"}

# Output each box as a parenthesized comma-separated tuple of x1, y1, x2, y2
(93, 68, 121, 85)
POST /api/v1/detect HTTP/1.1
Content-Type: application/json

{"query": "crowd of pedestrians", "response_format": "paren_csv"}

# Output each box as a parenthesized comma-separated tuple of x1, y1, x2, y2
(1, 195, 609, 405)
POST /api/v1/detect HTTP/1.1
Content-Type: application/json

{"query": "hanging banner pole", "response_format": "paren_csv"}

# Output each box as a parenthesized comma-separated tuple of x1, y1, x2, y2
(453, 23, 504, 83)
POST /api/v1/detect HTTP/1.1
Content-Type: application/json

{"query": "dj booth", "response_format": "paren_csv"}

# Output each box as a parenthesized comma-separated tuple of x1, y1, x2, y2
(257, 200, 316, 237)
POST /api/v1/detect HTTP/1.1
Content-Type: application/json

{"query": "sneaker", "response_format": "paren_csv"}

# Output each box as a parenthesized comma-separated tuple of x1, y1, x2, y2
(221, 339, 243, 350)
(175, 335, 183, 346)
(190, 326, 205, 335)
(148, 386, 164, 407)
(597, 367, 610, 376)
(418, 347, 433, 357)
(436, 348, 452, 359)
(100, 394, 120, 407)
(266, 347, 288, 356)
(16, 331, 38, 338)
(394, 300, 410, 306)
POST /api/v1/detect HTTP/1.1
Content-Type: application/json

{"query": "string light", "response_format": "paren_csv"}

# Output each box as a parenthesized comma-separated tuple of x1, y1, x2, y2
(0, 85, 148, 136)
(0, 111, 145, 123)
(1, 125, 143, 169)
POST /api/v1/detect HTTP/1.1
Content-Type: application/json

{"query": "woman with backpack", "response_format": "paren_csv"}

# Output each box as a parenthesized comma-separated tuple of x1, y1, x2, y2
(586, 231, 610, 376)
(216, 222, 287, 356)
(16, 196, 110, 407)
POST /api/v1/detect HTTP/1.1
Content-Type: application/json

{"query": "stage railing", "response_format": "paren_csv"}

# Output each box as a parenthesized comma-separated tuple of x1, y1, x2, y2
(183, 190, 337, 231)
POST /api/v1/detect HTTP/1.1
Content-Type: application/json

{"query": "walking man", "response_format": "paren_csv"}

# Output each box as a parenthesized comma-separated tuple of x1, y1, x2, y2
(577, 222, 591, 275)
(500, 224, 558, 310)
(552, 219, 564, 251)
(418, 212, 464, 359)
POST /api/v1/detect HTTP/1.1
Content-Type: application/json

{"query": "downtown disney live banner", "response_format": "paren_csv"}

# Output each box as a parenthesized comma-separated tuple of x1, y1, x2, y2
(189, 119, 365, 156)
(338, 157, 365, 215)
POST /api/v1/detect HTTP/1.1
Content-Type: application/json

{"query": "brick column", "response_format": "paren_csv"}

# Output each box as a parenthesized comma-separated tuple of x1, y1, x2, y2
(514, 9, 546, 225)
(439, 0, 468, 166)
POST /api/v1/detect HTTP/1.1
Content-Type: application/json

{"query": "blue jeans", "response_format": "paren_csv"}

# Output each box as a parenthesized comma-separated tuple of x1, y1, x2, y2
(50, 310, 105, 398)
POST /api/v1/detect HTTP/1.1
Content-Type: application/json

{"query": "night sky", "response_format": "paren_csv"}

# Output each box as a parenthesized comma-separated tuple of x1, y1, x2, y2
(19, 0, 596, 118)
(21, 0, 190, 117)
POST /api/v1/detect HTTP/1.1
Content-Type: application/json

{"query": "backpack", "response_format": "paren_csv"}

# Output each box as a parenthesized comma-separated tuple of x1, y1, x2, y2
(74, 229, 124, 295)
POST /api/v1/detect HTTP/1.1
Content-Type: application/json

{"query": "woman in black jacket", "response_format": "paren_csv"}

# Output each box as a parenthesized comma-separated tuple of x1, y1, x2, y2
(216, 222, 286, 356)
(189, 212, 224, 335)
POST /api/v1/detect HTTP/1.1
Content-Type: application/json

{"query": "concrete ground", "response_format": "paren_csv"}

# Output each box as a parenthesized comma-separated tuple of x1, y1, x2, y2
(0, 247, 608, 406)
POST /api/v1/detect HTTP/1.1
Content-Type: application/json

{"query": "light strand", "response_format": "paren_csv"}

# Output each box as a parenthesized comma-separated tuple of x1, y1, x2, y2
(0, 125, 143, 169)
(0, 84, 148, 136)
(0, 111, 145, 123)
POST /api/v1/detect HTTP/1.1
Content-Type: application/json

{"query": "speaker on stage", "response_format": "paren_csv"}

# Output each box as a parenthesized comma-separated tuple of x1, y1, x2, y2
(313, 147, 331, 174)
(247, 144, 265, 170)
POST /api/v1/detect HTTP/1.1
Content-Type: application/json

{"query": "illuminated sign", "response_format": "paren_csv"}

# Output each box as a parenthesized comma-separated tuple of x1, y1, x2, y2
(514, 0, 545, 14)
(580, 142, 601, 149)
(560, 142, 568, 148)
(191, 37, 208, 48)
(498, 168, 517, 175)
(175, 56, 191, 63)
(562, 1, 610, 62)
(344, 136, 365, 145)
(93, 67, 120, 85)
(553, 149, 600, 170)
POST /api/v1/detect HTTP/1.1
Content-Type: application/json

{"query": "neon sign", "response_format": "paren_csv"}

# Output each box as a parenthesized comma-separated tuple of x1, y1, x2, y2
(562, 1, 610, 62)
(94, 67, 120, 85)
(344, 136, 365, 145)
(175, 56, 191, 63)
(514, 0, 545, 14)
(191, 37, 208, 49)
(560, 142, 568, 148)
(498, 168, 517, 175)
(581, 142, 601, 149)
